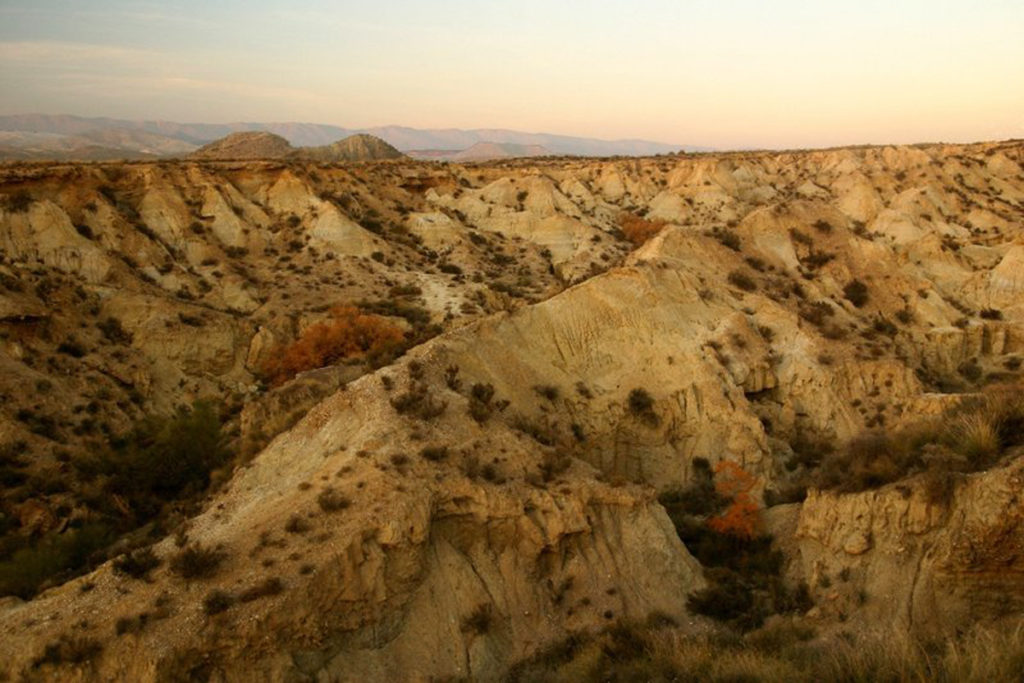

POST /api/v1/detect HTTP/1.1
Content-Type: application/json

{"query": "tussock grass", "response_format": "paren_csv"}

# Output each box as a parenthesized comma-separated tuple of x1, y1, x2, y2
(508, 620, 1024, 683)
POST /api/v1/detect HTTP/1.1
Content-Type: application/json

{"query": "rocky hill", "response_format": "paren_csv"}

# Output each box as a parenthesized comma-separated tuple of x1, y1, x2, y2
(0, 141, 1022, 680)
(189, 131, 296, 160)
(299, 134, 404, 162)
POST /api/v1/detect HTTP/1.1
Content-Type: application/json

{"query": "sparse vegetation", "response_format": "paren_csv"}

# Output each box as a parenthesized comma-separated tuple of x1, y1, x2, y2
(506, 621, 1024, 683)
(811, 383, 1024, 499)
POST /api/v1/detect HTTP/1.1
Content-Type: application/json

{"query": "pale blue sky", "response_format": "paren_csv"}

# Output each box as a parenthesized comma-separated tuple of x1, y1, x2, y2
(1, 0, 1021, 148)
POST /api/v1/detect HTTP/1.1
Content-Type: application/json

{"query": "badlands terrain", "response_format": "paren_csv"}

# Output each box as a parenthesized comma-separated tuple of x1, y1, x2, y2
(0, 139, 1022, 681)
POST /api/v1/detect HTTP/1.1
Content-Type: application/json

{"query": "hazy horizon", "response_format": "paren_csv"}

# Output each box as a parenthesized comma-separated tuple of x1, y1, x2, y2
(1, 0, 1022, 150)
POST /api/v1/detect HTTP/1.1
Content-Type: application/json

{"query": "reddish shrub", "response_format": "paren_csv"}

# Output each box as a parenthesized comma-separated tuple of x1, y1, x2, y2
(618, 213, 666, 247)
(260, 306, 404, 386)
(707, 461, 760, 539)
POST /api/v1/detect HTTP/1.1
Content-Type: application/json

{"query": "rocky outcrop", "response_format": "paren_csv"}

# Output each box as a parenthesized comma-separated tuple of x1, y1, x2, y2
(0, 355, 703, 681)
(773, 452, 1024, 633)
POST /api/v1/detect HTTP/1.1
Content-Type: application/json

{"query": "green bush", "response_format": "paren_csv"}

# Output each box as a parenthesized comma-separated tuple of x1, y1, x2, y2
(83, 401, 229, 521)
(0, 523, 113, 599)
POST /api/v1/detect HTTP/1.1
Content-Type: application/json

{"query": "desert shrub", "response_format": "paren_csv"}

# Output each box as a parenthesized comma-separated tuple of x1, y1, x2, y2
(872, 316, 898, 336)
(800, 249, 834, 270)
(203, 589, 234, 615)
(420, 445, 448, 462)
(727, 271, 757, 292)
(80, 401, 229, 521)
(57, 338, 87, 358)
(789, 228, 812, 245)
(798, 301, 833, 327)
(979, 308, 1003, 320)
(843, 279, 869, 307)
(260, 306, 405, 386)
(812, 219, 833, 233)
(534, 384, 560, 401)
(98, 316, 133, 344)
(444, 364, 461, 390)
(389, 284, 422, 298)
(284, 514, 310, 534)
(170, 544, 226, 580)
(115, 613, 150, 636)
(112, 547, 160, 580)
(390, 381, 447, 420)
(711, 227, 741, 251)
(316, 487, 350, 512)
(0, 523, 113, 599)
(627, 388, 654, 415)
(4, 190, 32, 213)
(468, 382, 496, 423)
(618, 213, 666, 247)
(511, 414, 558, 446)
(539, 450, 572, 482)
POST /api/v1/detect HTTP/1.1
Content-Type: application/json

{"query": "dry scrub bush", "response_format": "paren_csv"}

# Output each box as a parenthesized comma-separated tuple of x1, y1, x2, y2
(170, 544, 226, 580)
(813, 382, 1024, 498)
(260, 306, 404, 386)
(618, 213, 666, 246)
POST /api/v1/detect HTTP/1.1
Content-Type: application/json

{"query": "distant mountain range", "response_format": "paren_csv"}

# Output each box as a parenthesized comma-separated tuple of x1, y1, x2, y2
(0, 113, 700, 161)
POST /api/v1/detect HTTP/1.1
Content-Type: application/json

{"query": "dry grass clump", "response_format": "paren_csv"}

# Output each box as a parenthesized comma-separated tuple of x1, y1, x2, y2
(618, 213, 666, 246)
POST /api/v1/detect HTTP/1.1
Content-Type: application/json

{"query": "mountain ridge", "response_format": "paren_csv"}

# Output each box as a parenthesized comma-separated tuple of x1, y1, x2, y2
(0, 113, 695, 158)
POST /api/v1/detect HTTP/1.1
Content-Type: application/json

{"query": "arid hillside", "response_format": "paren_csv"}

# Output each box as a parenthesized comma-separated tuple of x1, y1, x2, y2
(0, 141, 1022, 681)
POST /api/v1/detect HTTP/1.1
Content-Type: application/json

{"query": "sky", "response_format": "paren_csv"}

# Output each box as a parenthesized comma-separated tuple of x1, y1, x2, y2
(0, 0, 1022, 149)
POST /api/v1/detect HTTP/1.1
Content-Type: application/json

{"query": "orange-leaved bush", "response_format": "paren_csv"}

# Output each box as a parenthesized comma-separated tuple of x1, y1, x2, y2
(707, 460, 760, 539)
(618, 213, 666, 247)
(260, 306, 404, 386)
